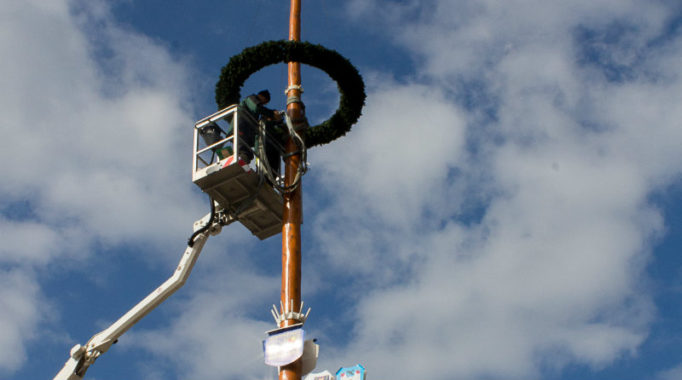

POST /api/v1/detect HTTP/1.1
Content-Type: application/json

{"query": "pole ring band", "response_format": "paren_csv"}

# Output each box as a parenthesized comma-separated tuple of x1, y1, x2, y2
(285, 85, 304, 94)
(287, 96, 304, 106)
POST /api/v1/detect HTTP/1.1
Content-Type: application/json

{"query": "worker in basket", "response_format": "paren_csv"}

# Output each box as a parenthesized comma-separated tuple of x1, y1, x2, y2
(233, 89, 284, 175)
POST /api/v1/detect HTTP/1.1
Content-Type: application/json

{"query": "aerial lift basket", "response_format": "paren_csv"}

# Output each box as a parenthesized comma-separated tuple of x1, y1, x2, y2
(192, 105, 283, 240)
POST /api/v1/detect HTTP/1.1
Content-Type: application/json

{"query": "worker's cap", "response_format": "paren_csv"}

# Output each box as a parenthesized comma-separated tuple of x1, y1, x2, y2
(258, 90, 271, 102)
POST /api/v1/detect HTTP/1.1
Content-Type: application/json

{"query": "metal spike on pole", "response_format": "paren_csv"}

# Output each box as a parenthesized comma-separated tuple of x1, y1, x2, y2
(280, 1, 304, 380)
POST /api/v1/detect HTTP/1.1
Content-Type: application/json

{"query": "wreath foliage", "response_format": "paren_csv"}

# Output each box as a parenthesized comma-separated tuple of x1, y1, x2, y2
(215, 40, 366, 147)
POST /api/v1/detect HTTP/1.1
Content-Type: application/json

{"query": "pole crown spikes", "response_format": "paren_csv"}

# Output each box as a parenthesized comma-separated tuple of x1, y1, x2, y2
(271, 300, 311, 325)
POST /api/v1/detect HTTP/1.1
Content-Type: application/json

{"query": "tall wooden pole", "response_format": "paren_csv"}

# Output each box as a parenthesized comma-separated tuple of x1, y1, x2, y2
(281, 1, 303, 380)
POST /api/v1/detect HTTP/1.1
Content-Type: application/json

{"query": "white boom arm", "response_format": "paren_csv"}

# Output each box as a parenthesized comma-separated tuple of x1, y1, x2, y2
(54, 211, 227, 380)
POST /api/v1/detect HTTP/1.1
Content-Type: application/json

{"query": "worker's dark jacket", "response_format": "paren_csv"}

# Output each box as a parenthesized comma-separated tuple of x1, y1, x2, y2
(233, 95, 275, 147)
(241, 95, 275, 120)
(233, 95, 281, 174)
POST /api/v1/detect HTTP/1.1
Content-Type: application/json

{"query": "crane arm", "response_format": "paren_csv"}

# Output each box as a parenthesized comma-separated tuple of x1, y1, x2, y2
(54, 211, 229, 380)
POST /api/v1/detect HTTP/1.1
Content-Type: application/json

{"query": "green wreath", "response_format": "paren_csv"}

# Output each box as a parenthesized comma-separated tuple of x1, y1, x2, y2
(215, 40, 366, 147)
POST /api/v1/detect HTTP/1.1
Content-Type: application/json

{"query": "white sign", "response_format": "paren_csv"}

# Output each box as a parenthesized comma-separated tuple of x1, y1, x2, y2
(263, 327, 305, 366)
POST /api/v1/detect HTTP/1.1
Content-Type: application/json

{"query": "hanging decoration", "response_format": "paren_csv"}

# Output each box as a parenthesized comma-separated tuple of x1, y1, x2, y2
(215, 40, 366, 147)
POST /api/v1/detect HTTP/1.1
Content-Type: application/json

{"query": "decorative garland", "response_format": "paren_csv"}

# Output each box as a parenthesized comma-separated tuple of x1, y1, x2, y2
(215, 40, 366, 147)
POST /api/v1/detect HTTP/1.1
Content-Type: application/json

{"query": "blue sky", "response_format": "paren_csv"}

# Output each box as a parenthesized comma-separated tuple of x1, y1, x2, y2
(2, 1, 682, 379)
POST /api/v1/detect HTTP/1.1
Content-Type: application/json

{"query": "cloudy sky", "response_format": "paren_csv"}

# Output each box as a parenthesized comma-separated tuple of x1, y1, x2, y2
(2, 1, 682, 379)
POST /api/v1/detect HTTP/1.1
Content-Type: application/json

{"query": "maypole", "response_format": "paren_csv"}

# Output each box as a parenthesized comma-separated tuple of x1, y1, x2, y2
(280, 0, 304, 380)
(214, 1, 366, 377)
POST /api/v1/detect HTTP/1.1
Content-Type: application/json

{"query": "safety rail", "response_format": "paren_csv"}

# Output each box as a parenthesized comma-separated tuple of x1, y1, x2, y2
(193, 104, 285, 185)
(193, 105, 249, 177)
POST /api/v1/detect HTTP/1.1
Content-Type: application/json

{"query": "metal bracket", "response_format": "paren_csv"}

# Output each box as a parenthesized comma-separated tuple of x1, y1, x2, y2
(271, 300, 311, 325)
(192, 204, 235, 235)
(283, 112, 309, 134)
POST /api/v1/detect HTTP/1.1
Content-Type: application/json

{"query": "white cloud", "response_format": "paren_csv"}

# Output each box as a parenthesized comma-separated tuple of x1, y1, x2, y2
(0, 270, 45, 373)
(0, 0, 204, 373)
(1, 0, 201, 250)
(0, 217, 64, 265)
(126, 263, 280, 380)
(658, 364, 682, 380)
(309, 1, 682, 379)
(310, 79, 467, 281)
(350, 0, 669, 82)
